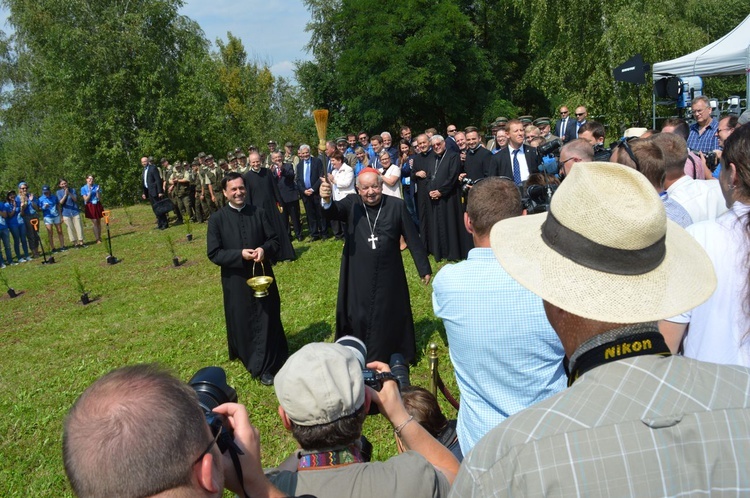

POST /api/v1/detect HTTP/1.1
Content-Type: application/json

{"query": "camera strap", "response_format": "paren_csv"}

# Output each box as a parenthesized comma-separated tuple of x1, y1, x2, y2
(298, 445, 364, 470)
(568, 330, 670, 387)
(226, 441, 252, 498)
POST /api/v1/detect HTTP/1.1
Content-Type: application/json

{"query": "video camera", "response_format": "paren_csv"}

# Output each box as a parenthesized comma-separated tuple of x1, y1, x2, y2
(537, 138, 562, 157)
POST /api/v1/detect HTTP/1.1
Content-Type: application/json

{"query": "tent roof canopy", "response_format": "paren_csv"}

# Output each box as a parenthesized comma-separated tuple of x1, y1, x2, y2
(652, 14, 750, 81)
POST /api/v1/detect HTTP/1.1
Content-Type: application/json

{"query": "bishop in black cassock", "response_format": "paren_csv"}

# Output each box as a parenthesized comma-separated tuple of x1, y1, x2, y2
(207, 173, 288, 383)
(321, 169, 432, 363)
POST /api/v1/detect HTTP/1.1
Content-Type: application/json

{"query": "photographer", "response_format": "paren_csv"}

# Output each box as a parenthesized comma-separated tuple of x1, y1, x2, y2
(267, 342, 459, 498)
(62, 364, 286, 498)
(577, 121, 611, 161)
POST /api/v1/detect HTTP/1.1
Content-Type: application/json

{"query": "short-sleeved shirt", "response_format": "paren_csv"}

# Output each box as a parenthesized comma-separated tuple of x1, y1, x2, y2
(80, 184, 101, 205)
(38, 193, 60, 218)
(57, 188, 80, 216)
(686, 118, 720, 154)
(268, 451, 450, 498)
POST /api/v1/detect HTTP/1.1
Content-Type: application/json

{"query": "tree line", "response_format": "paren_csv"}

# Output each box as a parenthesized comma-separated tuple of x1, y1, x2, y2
(1, 0, 747, 204)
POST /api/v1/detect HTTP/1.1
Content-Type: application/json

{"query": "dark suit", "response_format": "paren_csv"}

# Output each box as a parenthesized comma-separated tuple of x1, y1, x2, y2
(555, 118, 575, 143)
(142, 164, 168, 229)
(446, 136, 460, 153)
(273, 162, 302, 240)
(490, 145, 541, 184)
(296, 156, 328, 239)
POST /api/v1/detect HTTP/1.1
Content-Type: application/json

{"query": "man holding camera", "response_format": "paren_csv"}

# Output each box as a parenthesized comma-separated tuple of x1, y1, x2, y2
(267, 342, 459, 497)
(62, 364, 286, 498)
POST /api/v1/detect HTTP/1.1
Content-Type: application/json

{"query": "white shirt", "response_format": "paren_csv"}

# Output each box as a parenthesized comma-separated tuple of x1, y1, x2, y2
(669, 202, 750, 367)
(380, 165, 402, 199)
(666, 175, 727, 224)
(331, 165, 355, 201)
(508, 145, 530, 182)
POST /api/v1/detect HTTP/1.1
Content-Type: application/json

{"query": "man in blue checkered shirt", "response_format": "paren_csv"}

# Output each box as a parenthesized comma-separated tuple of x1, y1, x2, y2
(432, 177, 566, 458)
(687, 95, 720, 154)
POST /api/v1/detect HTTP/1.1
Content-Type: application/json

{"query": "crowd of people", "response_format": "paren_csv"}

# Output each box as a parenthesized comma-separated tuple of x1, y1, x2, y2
(0, 176, 104, 267)
(59, 95, 750, 497)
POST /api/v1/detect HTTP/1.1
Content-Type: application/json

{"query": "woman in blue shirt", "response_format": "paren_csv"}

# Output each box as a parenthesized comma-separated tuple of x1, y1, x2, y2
(0, 200, 12, 268)
(38, 185, 65, 252)
(5, 190, 30, 263)
(16, 182, 41, 258)
(81, 175, 103, 244)
(57, 178, 85, 248)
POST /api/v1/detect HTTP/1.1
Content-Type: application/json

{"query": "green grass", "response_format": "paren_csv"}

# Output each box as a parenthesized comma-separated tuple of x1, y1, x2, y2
(0, 203, 459, 497)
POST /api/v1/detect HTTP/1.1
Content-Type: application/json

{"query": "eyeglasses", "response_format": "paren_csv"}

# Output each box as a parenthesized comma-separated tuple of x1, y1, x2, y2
(717, 128, 733, 133)
(575, 113, 585, 117)
(560, 111, 569, 115)
(559, 157, 577, 168)
(193, 412, 225, 465)
(692, 107, 709, 114)
(447, 128, 456, 133)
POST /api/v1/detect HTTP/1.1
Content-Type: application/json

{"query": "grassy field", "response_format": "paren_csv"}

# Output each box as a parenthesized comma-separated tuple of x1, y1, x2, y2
(0, 202, 458, 497)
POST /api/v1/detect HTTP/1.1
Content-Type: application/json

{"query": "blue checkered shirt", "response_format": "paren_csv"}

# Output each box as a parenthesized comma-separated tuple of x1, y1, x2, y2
(432, 248, 566, 454)
(687, 118, 719, 154)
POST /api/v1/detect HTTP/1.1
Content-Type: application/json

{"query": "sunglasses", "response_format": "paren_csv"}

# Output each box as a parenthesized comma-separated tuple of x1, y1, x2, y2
(575, 113, 585, 117)
(193, 412, 226, 465)
(614, 137, 640, 171)
(560, 111, 569, 115)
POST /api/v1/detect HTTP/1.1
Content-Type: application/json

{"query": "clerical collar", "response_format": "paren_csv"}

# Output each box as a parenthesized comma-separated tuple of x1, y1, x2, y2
(297, 445, 364, 470)
(228, 202, 245, 211)
(251, 167, 261, 173)
(468, 145, 481, 154)
(567, 322, 670, 387)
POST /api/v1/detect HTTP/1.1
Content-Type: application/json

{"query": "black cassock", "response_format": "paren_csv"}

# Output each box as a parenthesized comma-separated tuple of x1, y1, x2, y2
(207, 203, 288, 377)
(412, 150, 467, 262)
(244, 168, 296, 262)
(324, 194, 432, 363)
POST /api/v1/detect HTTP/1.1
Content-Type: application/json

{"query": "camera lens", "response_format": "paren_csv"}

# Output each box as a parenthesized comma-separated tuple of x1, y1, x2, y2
(188, 366, 238, 413)
(335, 335, 367, 368)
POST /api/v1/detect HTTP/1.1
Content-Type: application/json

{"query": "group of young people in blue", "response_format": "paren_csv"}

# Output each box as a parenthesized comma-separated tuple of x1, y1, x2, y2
(0, 177, 103, 268)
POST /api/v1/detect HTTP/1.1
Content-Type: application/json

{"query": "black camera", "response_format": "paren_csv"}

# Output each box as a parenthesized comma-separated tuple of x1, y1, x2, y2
(460, 176, 476, 194)
(188, 366, 237, 453)
(522, 183, 557, 214)
(537, 138, 562, 157)
(336, 336, 411, 414)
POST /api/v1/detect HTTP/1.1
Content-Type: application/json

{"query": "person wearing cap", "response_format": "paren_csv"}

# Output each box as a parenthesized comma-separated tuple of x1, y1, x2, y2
(264, 141, 278, 168)
(283, 142, 299, 168)
(189, 161, 205, 223)
(267, 342, 459, 497)
(63, 364, 287, 498)
(319, 169, 431, 363)
(38, 185, 65, 252)
(534, 117, 557, 142)
(432, 177, 566, 457)
(5, 190, 30, 263)
(204, 155, 224, 213)
(0, 198, 13, 267)
(169, 161, 191, 225)
(450, 162, 750, 497)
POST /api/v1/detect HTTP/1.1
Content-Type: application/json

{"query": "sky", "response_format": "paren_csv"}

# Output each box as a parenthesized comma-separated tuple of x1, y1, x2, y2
(0, 0, 313, 81)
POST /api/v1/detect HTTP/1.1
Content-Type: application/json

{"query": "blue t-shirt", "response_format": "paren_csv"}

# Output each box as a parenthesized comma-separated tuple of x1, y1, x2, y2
(15, 194, 37, 215)
(57, 188, 80, 216)
(6, 201, 23, 227)
(80, 184, 101, 205)
(38, 193, 60, 218)
(0, 203, 8, 229)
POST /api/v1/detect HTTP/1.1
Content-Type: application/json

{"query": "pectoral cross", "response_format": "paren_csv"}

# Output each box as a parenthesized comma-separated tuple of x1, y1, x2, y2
(368, 234, 378, 249)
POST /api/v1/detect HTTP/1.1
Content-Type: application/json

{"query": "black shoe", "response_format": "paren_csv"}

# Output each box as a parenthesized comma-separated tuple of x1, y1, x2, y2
(260, 373, 274, 386)
(310, 236, 321, 241)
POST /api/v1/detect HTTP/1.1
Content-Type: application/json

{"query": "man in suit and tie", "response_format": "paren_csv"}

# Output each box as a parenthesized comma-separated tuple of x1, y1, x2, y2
(296, 144, 327, 240)
(140, 156, 168, 229)
(271, 151, 302, 241)
(554, 106, 575, 142)
(490, 119, 541, 185)
(574, 106, 588, 139)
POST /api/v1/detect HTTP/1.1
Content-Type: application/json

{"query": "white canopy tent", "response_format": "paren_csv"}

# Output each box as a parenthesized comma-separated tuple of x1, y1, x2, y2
(652, 13, 750, 107)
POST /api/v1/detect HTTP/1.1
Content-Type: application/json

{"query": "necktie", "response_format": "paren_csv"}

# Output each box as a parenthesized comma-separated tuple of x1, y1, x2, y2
(512, 149, 521, 185)
(304, 160, 311, 188)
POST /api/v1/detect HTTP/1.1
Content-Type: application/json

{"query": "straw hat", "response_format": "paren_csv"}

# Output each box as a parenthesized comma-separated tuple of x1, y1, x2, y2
(490, 162, 716, 323)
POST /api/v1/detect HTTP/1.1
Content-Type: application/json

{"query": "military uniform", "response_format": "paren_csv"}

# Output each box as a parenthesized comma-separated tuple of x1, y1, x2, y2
(170, 163, 192, 221)
(204, 164, 224, 212)
(189, 163, 204, 222)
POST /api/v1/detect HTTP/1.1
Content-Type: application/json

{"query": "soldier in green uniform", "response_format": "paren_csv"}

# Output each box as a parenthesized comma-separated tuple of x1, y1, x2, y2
(284, 142, 299, 168)
(188, 160, 203, 222)
(170, 160, 192, 222)
(236, 152, 249, 174)
(204, 155, 224, 212)
(162, 158, 183, 225)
